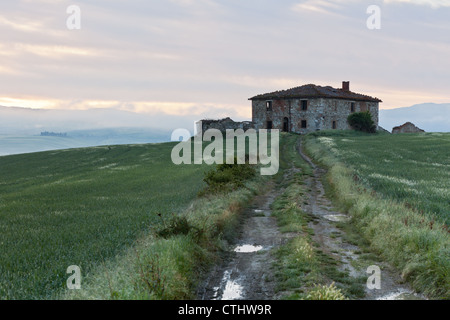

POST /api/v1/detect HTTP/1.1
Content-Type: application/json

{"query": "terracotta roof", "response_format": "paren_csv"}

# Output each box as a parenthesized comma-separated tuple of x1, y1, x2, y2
(249, 84, 382, 102)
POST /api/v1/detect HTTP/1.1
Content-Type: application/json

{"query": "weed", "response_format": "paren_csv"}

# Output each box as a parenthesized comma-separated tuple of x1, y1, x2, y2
(134, 250, 166, 298)
(304, 283, 347, 300)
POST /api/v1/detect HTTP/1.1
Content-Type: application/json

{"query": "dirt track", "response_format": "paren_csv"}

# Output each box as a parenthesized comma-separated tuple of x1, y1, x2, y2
(296, 138, 424, 300)
(198, 136, 425, 300)
(197, 182, 291, 300)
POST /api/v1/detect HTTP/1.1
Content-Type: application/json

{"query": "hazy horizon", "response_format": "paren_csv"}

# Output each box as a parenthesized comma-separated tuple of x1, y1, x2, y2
(1, 101, 449, 135)
(0, 100, 449, 162)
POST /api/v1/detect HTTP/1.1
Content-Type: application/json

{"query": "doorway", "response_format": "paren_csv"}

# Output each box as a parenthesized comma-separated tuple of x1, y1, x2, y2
(283, 117, 289, 132)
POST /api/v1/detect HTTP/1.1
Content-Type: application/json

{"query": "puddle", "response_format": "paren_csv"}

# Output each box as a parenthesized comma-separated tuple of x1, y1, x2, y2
(210, 245, 265, 299)
(377, 289, 423, 300)
(213, 270, 244, 300)
(324, 214, 350, 222)
(234, 244, 264, 253)
(222, 280, 244, 300)
(200, 182, 285, 300)
(253, 209, 269, 216)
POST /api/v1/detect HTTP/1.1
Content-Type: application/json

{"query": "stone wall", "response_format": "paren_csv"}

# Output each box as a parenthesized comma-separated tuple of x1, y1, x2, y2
(195, 117, 254, 135)
(252, 98, 379, 134)
(392, 122, 425, 134)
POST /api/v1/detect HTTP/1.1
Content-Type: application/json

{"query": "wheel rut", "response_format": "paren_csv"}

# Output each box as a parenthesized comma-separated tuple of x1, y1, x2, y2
(197, 180, 294, 300)
(296, 138, 425, 300)
(198, 136, 425, 300)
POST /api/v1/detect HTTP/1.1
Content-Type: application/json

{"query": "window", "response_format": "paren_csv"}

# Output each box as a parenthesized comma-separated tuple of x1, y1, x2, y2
(266, 101, 273, 111)
(267, 120, 273, 129)
(350, 102, 355, 113)
(301, 120, 307, 128)
(332, 121, 337, 129)
(301, 100, 308, 111)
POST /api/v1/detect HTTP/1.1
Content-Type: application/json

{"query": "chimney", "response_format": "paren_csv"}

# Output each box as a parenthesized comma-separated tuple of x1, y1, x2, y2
(342, 81, 350, 91)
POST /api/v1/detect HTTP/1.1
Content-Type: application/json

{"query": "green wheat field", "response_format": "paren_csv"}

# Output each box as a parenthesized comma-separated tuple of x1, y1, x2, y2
(0, 132, 448, 299)
(314, 132, 450, 224)
(0, 142, 207, 299)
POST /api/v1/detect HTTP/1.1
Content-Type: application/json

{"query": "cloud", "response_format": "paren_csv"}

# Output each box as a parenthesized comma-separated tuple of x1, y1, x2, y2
(0, 0, 448, 120)
(292, 0, 343, 15)
(384, 0, 450, 8)
(0, 15, 45, 33)
(293, 0, 450, 11)
(0, 96, 251, 120)
(0, 96, 61, 109)
(14, 43, 99, 58)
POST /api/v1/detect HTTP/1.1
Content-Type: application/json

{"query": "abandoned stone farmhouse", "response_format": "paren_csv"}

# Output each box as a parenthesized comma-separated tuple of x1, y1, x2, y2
(250, 81, 382, 134)
(197, 81, 382, 135)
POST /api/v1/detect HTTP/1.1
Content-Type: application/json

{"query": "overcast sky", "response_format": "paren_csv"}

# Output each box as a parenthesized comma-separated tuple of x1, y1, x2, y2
(0, 0, 449, 121)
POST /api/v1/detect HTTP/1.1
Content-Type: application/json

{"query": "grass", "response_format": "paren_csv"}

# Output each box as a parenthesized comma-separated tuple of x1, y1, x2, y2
(303, 130, 450, 299)
(270, 134, 365, 300)
(0, 142, 209, 299)
(5, 129, 446, 300)
(271, 183, 367, 300)
(309, 130, 450, 224)
(63, 178, 264, 300)
(0, 133, 271, 299)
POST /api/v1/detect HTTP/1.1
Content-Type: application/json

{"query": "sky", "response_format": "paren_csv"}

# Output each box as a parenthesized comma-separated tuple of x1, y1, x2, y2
(0, 0, 449, 122)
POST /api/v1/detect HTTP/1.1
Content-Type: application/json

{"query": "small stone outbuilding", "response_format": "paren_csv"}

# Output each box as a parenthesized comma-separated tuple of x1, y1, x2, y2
(195, 117, 253, 135)
(392, 122, 425, 134)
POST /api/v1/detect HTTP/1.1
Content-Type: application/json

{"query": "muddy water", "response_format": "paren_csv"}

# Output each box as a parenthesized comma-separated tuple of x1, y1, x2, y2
(296, 139, 426, 300)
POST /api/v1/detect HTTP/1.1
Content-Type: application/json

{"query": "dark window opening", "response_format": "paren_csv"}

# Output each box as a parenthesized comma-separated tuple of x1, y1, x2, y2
(350, 102, 355, 113)
(267, 120, 273, 129)
(332, 121, 337, 129)
(301, 100, 308, 111)
(283, 117, 289, 132)
(301, 120, 307, 128)
(266, 101, 273, 111)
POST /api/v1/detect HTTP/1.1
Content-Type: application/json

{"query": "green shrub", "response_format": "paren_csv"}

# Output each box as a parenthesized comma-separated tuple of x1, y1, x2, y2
(347, 111, 376, 133)
(155, 213, 192, 238)
(200, 157, 256, 195)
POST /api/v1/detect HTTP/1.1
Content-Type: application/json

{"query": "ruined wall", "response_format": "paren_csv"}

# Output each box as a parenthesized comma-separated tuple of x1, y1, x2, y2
(196, 117, 254, 135)
(392, 122, 425, 134)
(252, 98, 379, 134)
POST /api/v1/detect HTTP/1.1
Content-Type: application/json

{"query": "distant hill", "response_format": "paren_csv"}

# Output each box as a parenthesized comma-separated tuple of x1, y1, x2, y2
(0, 105, 200, 135)
(0, 135, 87, 156)
(0, 128, 173, 156)
(0, 106, 190, 156)
(2, 102, 448, 156)
(379, 103, 450, 133)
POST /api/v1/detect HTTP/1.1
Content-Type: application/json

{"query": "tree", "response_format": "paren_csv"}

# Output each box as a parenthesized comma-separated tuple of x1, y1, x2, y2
(347, 111, 376, 133)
